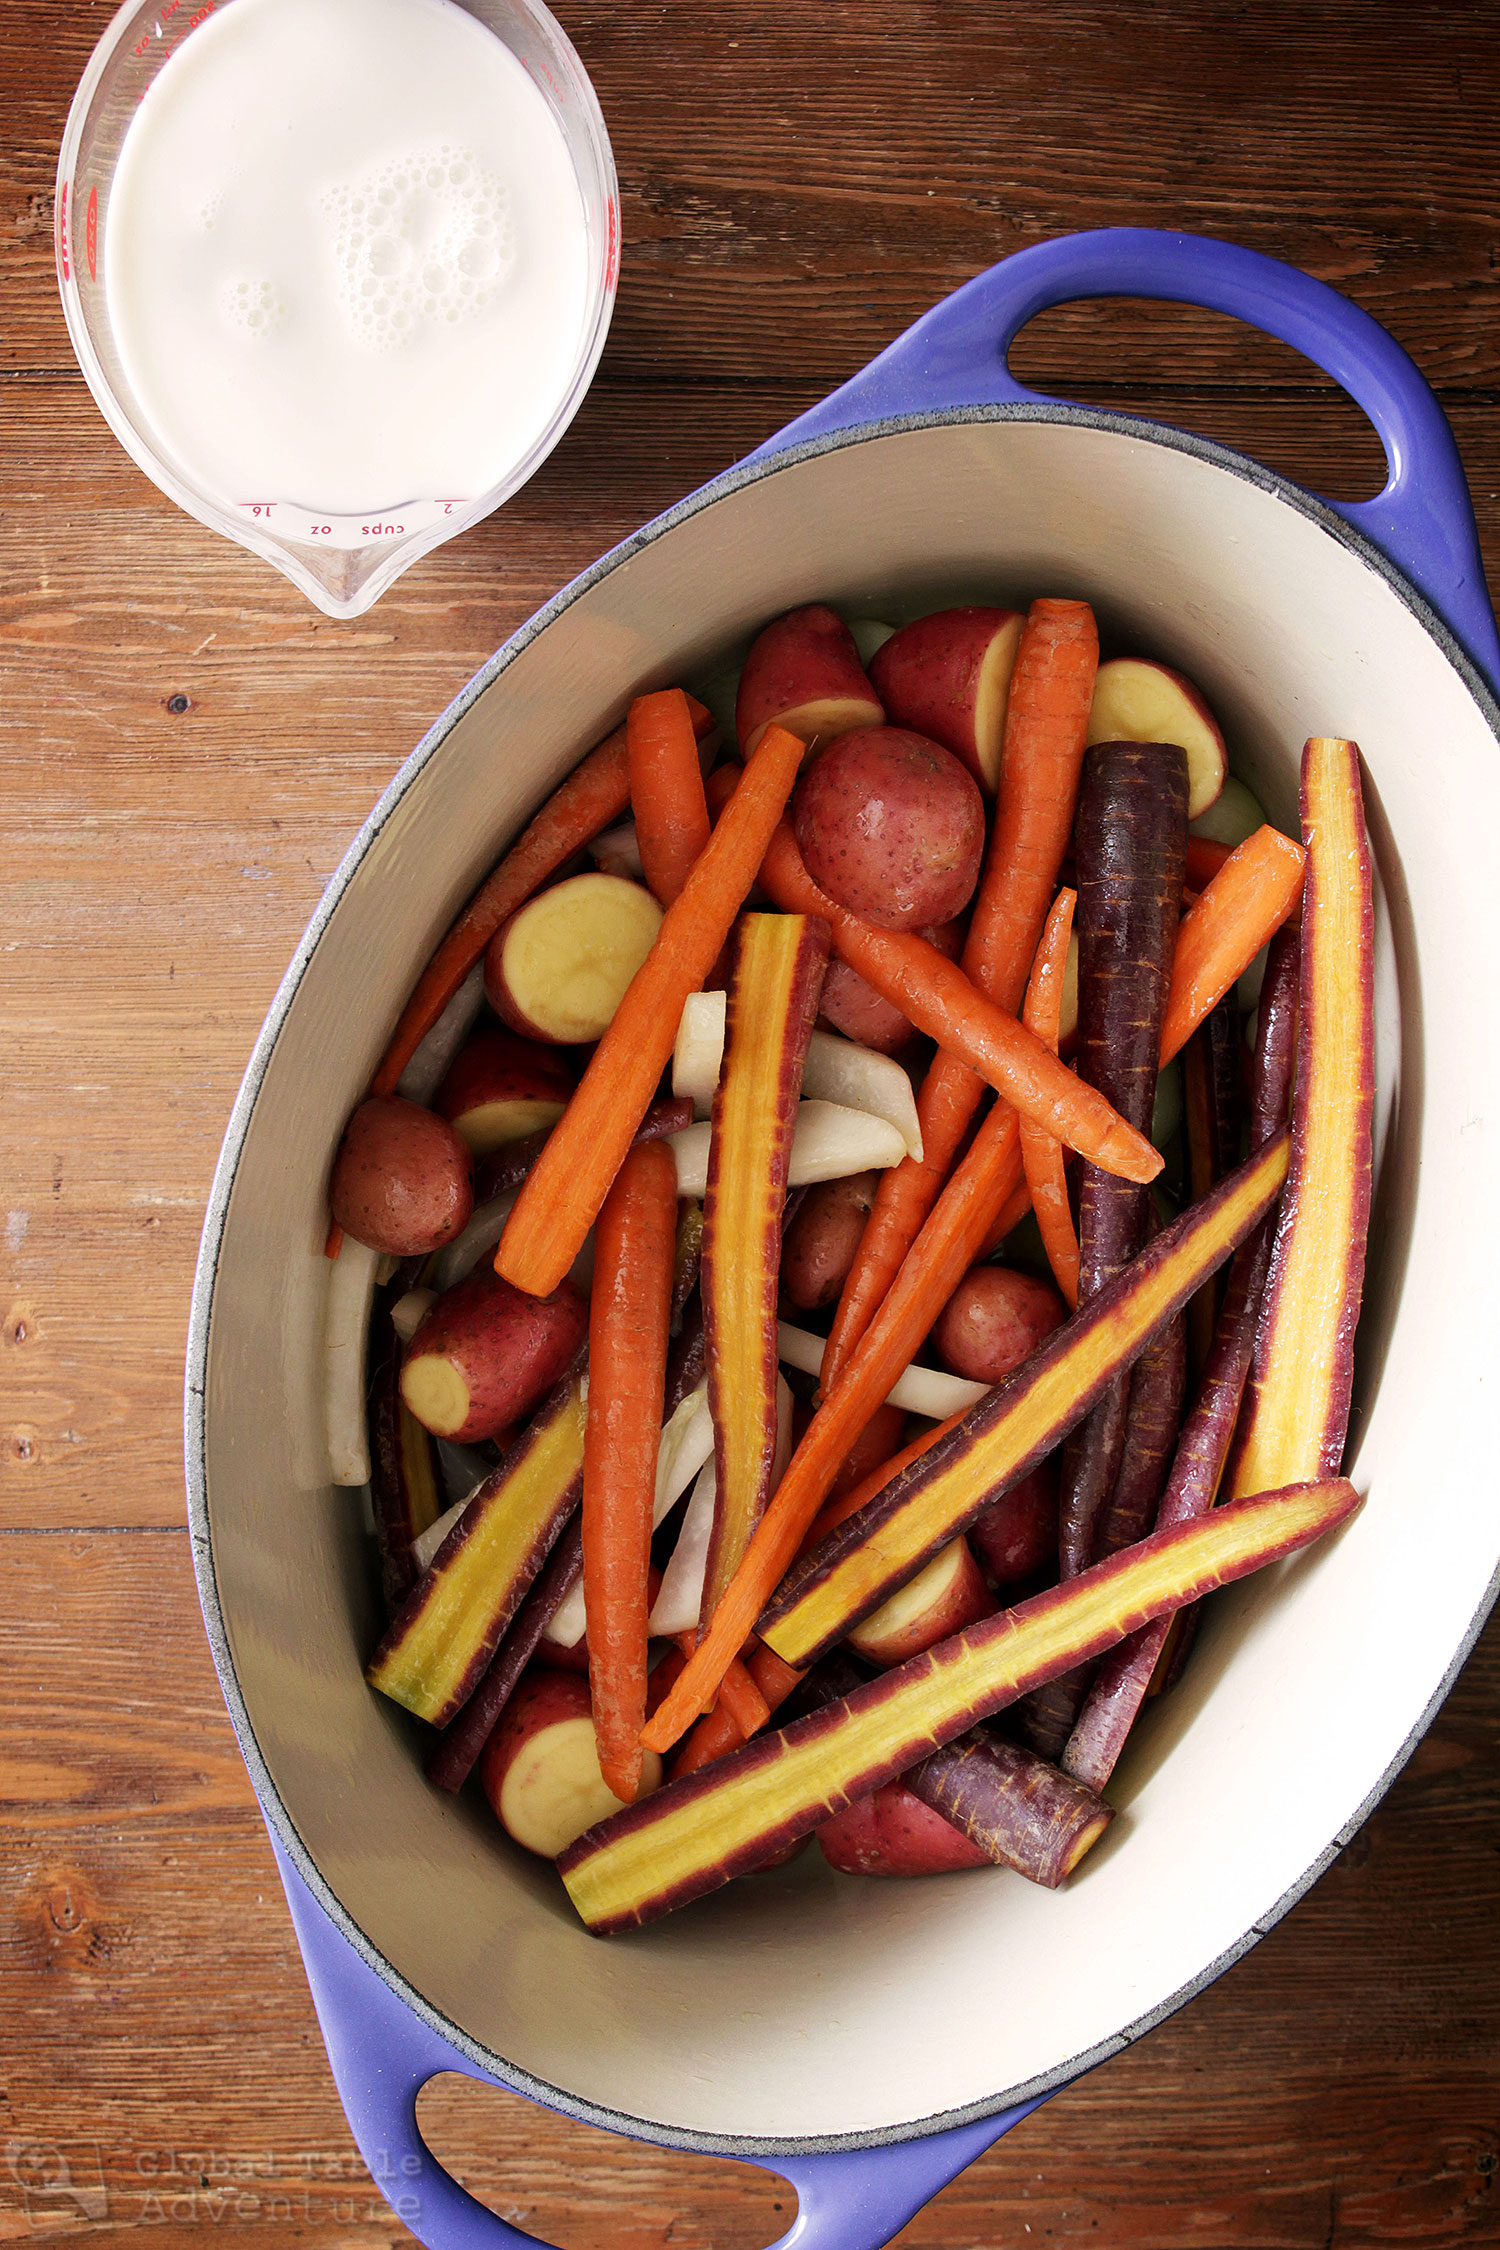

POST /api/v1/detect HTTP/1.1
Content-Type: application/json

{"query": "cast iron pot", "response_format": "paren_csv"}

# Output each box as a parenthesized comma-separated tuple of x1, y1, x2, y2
(186, 229, 1500, 2250)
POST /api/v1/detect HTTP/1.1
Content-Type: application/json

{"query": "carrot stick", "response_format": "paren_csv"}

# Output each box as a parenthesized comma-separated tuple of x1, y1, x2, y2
(669, 1642, 803, 1777)
(757, 824, 1158, 1188)
(368, 699, 712, 1103)
(627, 689, 712, 908)
(583, 1139, 677, 1803)
(981, 1172, 1034, 1255)
(1159, 825, 1305, 1065)
(641, 1099, 1023, 1754)
(1018, 888, 1080, 1309)
(496, 724, 806, 1298)
(821, 599, 1098, 1381)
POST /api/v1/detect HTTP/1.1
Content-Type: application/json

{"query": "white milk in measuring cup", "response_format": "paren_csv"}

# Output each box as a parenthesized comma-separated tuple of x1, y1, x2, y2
(88, 0, 608, 608)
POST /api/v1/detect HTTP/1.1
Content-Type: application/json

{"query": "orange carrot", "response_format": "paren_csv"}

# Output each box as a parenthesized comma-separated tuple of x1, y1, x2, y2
(583, 1138, 677, 1804)
(1019, 889, 1080, 1309)
(668, 1642, 803, 1778)
(1185, 833, 1234, 890)
(800, 1407, 969, 1553)
(1159, 826, 1306, 1066)
(496, 724, 806, 1297)
(672, 1635, 770, 1738)
(758, 822, 1156, 1189)
(627, 689, 712, 908)
(365, 698, 712, 1103)
(981, 1172, 1034, 1255)
(641, 1098, 1024, 1754)
(821, 599, 1097, 1380)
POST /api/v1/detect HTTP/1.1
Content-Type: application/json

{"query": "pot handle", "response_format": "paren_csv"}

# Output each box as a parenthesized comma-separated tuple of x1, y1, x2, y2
(752, 227, 1499, 692)
(270, 1830, 1041, 2250)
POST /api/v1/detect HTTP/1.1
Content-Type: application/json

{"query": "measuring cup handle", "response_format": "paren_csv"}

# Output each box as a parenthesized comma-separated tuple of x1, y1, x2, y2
(752, 227, 1499, 693)
(270, 1828, 1043, 2250)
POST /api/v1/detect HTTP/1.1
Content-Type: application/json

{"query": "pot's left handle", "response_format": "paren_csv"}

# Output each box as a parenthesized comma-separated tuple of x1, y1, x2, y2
(270, 1832, 1039, 2250)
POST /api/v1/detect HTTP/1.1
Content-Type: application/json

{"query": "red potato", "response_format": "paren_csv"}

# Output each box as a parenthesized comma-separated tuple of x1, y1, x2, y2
(735, 604, 884, 760)
(817, 1780, 990, 1876)
(847, 1535, 996, 1667)
(969, 1457, 1059, 1588)
(329, 1094, 473, 1257)
(867, 607, 1024, 793)
(933, 1264, 1068, 1385)
(401, 1268, 588, 1442)
(480, 1670, 664, 1860)
(825, 1400, 908, 1508)
(780, 1170, 880, 1312)
(1087, 658, 1228, 821)
(793, 727, 986, 931)
(485, 872, 662, 1045)
(817, 917, 964, 1053)
(436, 1029, 574, 1155)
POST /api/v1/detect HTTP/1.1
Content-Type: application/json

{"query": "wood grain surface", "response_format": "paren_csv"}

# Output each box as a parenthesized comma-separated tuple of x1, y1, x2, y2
(4, 1, 1499, 2243)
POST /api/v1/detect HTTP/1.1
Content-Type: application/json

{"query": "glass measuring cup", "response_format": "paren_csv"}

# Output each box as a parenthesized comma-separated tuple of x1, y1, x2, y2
(55, 0, 619, 620)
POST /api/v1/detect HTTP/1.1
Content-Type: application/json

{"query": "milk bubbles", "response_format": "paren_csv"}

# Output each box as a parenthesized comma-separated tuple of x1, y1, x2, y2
(102, 0, 591, 516)
(322, 144, 514, 350)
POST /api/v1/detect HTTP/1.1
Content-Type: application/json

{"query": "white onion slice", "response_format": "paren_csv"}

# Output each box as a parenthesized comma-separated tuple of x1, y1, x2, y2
(394, 961, 486, 1106)
(428, 1189, 518, 1294)
(390, 1286, 437, 1343)
(546, 1381, 715, 1650)
(325, 1235, 383, 1486)
(673, 989, 727, 1117)
(650, 1376, 793, 1638)
(775, 1320, 988, 1418)
(802, 1030, 922, 1161)
(665, 1100, 905, 1199)
(672, 997, 921, 1160)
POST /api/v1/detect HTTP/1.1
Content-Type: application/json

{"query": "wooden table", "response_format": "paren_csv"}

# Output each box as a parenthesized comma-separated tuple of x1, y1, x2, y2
(5, 3, 1499, 2243)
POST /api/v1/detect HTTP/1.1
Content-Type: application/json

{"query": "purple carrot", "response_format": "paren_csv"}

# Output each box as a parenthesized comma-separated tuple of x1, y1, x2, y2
(425, 1516, 583, 1794)
(1092, 1311, 1187, 1561)
(1062, 928, 1300, 1790)
(905, 1729, 1112, 1887)
(1058, 740, 1189, 1578)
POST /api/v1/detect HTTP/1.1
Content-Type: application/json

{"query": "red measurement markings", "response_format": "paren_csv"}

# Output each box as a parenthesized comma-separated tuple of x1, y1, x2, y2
(605, 197, 619, 291)
(86, 187, 98, 283)
(58, 182, 68, 281)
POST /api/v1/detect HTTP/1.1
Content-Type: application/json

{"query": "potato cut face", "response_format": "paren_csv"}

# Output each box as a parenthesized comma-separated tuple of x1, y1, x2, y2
(499, 875, 663, 1043)
(500, 1718, 662, 1858)
(1087, 658, 1228, 821)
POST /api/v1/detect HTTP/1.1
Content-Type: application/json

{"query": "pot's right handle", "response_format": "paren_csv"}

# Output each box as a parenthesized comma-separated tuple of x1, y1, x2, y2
(754, 228, 1500, 694)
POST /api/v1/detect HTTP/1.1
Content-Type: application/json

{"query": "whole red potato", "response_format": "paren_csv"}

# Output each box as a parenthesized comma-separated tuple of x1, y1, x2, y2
(793, 726, 985, 930)
(401, 1268, 587, 1442)
(934, 1264, 1067, 1386)
(329, 1094, 472, 1257)
(817, 916, 964, 1053)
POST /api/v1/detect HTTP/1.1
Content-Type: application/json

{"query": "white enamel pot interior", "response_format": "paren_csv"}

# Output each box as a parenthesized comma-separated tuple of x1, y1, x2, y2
(188, 406, 1500, 2152)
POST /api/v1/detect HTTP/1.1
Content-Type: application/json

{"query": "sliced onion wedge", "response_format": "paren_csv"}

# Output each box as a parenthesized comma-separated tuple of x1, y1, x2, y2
(395, 961, 487, 1106)
(775, 1320, 987, 1419)
(666, 1100, 905, 1199)
(547, 1381, 716, 1649)
(651, 1377, 793, 1638)
(674, 994, 922, 1159)
(325, 1234, 383, 1486)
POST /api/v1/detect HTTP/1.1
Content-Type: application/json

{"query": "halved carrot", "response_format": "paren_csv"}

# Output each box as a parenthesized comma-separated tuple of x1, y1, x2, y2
(821, 600, 1098, 1383)
(1018, 888, 1080, 1309)
(627, 689, 712, 908)
(583, 1138, 677, 1803)
(1159, 825, 1306, 1065)
(641, 1099, 1023, 1754)
(497, 725, 806, 1298)
(369, 699, 712, 1102)
(757, 824, 1158, 1188)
